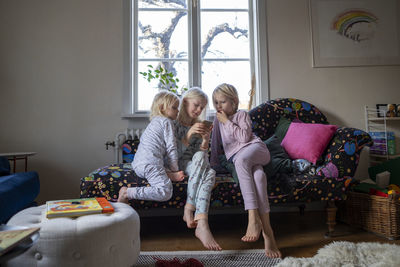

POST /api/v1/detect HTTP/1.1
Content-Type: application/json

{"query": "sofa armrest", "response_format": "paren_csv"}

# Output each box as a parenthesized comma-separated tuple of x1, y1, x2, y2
(0, 156, 11, 176)
(316, 127, 373, 178)
(0, 171, 40, 223)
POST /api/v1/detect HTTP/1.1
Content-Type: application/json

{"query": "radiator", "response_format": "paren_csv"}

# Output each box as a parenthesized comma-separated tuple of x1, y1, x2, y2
(112, 128, 144, 164)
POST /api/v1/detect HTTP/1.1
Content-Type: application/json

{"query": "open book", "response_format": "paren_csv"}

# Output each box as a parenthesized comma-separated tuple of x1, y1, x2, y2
(46, 197, 114, 218)
(0, 227, 40, 256)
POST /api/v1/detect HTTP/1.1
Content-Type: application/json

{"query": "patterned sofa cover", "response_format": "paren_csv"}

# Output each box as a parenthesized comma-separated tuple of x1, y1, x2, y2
(80, 98, 372, 235)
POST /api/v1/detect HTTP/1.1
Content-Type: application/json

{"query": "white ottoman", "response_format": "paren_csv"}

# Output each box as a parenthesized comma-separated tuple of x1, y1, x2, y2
(4, 202, 140, 267)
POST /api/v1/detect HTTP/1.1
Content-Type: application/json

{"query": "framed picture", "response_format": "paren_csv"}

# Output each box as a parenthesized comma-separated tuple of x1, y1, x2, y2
(376, 104, 388, 118)
(309, 0, 400, 67)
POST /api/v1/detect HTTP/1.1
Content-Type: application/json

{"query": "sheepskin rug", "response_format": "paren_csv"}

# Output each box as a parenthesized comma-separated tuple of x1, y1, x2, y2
(277, 241, 400, 267)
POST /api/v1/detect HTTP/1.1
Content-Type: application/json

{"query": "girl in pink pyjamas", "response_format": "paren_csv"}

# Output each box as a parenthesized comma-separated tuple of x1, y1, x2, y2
(210, 83, 281, 258)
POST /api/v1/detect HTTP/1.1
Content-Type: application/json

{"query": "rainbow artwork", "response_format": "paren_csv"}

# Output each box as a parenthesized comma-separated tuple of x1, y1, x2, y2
(332, 9, 378, 42)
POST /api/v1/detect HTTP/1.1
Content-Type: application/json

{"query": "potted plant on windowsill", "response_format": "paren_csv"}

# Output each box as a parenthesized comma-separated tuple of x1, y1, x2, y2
(139, 65, 187, 96)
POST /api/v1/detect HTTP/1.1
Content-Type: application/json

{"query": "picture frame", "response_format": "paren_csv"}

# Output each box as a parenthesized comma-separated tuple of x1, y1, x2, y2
(309, 0, 400, 67)
(376, 104, 388, 118)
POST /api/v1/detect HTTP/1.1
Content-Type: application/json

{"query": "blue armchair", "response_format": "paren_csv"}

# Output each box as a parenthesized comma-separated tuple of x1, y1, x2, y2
(0, 156, 40, 224)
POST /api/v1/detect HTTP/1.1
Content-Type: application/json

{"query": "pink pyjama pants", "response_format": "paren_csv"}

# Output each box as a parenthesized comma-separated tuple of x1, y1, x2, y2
(233, 142, 271, 213)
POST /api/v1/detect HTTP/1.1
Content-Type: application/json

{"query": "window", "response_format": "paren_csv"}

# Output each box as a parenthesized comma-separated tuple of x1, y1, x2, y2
(123, 0, 268, 116)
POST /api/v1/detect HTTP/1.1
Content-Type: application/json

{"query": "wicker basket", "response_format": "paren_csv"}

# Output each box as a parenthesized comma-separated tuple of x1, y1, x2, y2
(346, 191, 400, 240)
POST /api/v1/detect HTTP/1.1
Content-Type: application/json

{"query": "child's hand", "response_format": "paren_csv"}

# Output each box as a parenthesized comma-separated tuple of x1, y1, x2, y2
(187, 122, 207, 140)
(200, 125, 212, 150)
(216, 110, 229, 124)
(201, 125, 212, 140)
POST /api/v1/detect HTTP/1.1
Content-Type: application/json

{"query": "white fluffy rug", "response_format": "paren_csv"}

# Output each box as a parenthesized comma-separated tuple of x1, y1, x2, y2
(277, 241, 400, 267)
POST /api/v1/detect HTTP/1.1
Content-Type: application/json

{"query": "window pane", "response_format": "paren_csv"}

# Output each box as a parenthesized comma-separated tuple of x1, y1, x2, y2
(138, 61, 188, 111)
(201, 0, 248, 9)
(139, 0, 188, 9)
(201, 61, 251, 110)
(201, 11, 249, 59)
(138, 11, 188, 59)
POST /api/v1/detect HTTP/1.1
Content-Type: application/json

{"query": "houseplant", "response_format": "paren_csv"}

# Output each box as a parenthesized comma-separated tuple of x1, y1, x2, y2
(139, 64, 187, 96)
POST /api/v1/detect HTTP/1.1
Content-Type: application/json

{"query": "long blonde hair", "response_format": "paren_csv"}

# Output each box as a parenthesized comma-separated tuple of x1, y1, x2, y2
(177, 87, 208, 126)
(150, 90, 180, 121)
(212, 83, 239, 112)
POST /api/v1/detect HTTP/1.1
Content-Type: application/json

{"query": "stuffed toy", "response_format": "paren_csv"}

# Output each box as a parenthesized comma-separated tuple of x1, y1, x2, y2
(386, 104, 396, 117)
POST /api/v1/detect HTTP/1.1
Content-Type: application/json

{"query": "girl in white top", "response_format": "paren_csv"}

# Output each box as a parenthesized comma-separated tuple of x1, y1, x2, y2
(210, 83, 281, 258)
(118, 90, 184, 203)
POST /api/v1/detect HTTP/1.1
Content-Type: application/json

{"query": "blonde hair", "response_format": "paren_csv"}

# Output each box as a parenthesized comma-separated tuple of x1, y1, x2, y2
(212, 83, 239, 112)
(177, 87, 208, 125)
(150, 90, 180, 121)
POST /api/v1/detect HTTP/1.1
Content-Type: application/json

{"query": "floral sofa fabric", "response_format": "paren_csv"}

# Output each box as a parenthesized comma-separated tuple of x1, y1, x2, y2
(80, 98, 372, 212)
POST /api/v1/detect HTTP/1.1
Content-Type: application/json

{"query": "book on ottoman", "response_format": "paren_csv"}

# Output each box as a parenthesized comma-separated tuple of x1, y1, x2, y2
(0, 226, 40, 256)
(46, 197, 114, 218)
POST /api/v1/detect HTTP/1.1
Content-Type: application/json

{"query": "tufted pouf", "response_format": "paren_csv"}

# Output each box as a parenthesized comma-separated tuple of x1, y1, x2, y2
(4, 202, 140, 267)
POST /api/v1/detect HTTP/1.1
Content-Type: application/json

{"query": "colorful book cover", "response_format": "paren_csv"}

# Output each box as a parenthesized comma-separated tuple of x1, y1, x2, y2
(46, 197, 114, 218)
(0, 227, 40, 256)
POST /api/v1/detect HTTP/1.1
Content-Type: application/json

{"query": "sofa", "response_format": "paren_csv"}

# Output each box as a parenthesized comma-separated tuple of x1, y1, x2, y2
(0, 156, 40, 224)
(80, 98, 372, 236)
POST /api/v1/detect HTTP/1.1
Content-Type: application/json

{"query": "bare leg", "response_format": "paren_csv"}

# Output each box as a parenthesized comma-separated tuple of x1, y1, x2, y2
(259, 212, 281, 258)
(117, 186, 129, 204)
(183, 204, 197, 228)
(241, 209, 262, 242)
(195, 218, 222, 251)
(167, 171, 185, 182)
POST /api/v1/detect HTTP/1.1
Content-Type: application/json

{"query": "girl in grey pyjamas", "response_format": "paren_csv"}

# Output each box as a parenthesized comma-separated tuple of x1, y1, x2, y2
(174, 121, 216, 221)
(175, 87, 221, 251)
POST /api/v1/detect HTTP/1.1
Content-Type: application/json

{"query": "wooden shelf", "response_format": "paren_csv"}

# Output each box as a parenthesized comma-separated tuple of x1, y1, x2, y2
(367, 117, 400, 122)
(369, 153, 400, 159)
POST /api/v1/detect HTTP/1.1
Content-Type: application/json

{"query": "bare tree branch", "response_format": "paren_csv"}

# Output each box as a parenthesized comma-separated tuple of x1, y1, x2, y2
(139, 0, 187, 9)
(201, 23, 248, 58)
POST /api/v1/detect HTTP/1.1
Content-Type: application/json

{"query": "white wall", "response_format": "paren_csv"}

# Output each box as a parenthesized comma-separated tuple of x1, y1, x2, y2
(266, 0, 400, 179)
(1, 0, 399, 204)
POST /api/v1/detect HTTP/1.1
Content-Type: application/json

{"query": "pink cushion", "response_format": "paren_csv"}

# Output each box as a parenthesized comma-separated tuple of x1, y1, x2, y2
(281, 122, 338, 164)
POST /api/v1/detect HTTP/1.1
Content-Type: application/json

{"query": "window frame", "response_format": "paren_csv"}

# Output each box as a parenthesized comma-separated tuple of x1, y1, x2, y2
(122, 0, 269, 118)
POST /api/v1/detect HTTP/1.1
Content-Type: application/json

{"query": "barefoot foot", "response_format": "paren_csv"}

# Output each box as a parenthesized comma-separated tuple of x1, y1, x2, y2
(241, 221, 262, 242)
(241, 209, 262, 242)
(263, 232, 282, 258)
(183, 206, 197, 228)
(117, 186, 129, 204)
(195, 219, 222, 251)
(167, 171, 185, 182)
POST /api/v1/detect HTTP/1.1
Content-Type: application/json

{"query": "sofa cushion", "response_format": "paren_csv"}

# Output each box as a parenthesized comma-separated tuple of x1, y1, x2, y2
(263, 135, 293, 177)
(274, 117, 292, 142)
(281, 122, 338, 164)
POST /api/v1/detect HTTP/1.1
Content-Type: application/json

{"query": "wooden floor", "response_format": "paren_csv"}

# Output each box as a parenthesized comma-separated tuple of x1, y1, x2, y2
(140, 210, 400, 258)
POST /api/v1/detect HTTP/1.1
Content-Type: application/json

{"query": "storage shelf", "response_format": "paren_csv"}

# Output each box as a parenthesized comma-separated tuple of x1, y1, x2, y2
(369, 153, 400, 159)
(368, 117, 400, 122)
(365, 106, 398, 163)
